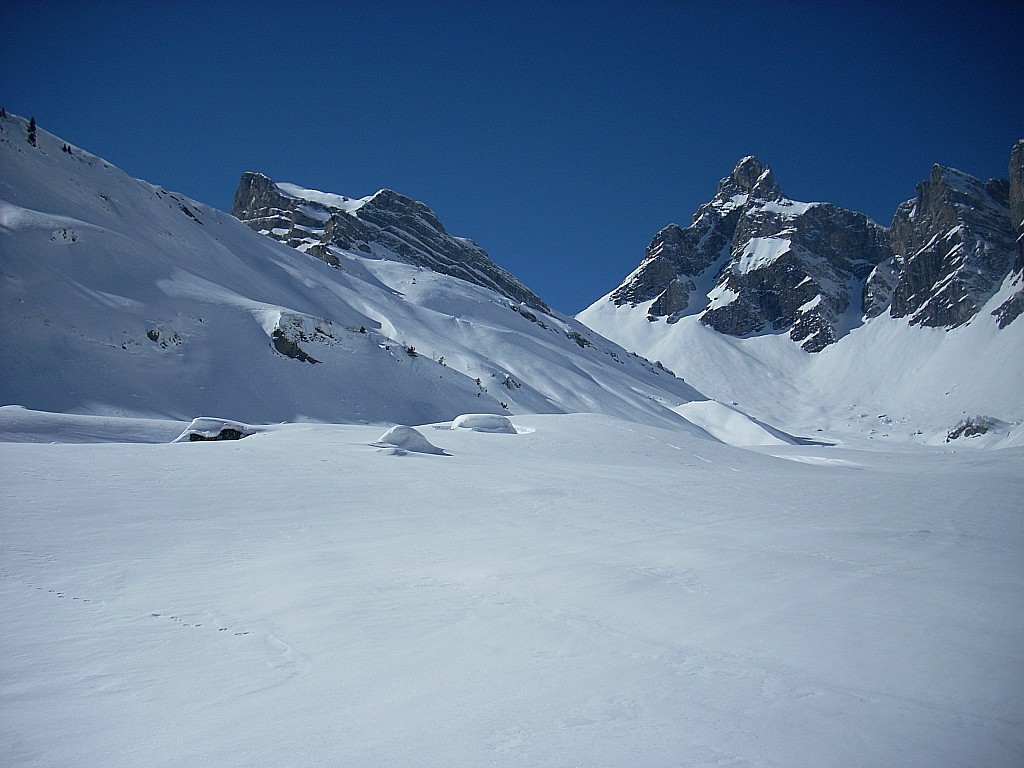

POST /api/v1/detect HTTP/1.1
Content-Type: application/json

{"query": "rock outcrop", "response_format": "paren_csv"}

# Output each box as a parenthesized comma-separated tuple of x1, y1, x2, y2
(232, 173, 549, 312)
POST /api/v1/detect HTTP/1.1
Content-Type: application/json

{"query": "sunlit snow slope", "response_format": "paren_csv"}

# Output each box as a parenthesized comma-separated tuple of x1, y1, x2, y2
(0, 113, 702, 428)
(579, 274, 1024, 445)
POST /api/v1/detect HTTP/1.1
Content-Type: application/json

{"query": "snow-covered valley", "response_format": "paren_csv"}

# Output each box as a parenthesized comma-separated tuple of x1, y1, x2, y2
(2, 111, 1023, 766)
(2, 409, 1022, 767)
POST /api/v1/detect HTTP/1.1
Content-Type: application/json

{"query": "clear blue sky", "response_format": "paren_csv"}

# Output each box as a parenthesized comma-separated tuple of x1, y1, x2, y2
(3, 1, 1022, 313)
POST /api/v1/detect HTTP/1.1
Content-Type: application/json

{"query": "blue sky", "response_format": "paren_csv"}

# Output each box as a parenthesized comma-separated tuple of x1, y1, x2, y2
(3, 1, 1022, 313)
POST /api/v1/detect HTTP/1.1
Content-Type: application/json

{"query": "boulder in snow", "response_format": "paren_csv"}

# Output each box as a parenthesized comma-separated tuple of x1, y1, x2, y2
(175, 418, 256, 442)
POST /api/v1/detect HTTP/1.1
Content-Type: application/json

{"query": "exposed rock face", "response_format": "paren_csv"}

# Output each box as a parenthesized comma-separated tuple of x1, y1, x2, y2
(604, 142, 1024, 348)
(991, 140, 1024, 328)
(611, 156, 888, 351)
(232, 173, 549, 312)
(1010, 139, 1024, 274)
(889, 165, 1015, 328)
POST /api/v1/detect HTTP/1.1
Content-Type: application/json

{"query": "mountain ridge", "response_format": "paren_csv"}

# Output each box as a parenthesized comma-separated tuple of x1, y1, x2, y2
(232, 171, 550, 313)
(596, 147, 1022, 352)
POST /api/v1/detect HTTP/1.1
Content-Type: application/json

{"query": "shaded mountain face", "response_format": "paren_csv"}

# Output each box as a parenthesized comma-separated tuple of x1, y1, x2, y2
(604, 148, 1022, 351)
(884, 165, 1015, 328)
(232, 172, 549, 313)
(610, 157, 889, 351)
(990, 139, 1024, 329)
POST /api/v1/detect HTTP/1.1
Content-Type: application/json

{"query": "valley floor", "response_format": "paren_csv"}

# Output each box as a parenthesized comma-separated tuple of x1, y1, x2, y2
(2, 409, 1022, 767)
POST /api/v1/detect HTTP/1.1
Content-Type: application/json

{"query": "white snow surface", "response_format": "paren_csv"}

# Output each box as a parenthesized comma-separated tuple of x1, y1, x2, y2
(578, 270, 1024, 445)
(673, 400, 797, 447)
(0, 113, 703, 429)
(374, 424, 445, 454)
(2, 112, 1023, 767)
(275, 181, 371, 213)
(1, 409, 1022, 767)
(734, 236, 792, 274)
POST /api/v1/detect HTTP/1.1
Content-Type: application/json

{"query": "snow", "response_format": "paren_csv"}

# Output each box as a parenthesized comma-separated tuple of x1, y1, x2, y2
(797, 293, 823, 313)
(705, 281, 739, 310)
(2, 410, 1022, 767)
(579, 265, 1024, 446)
(3, 111, 1023, 768)
(755, 199, 818, 216)
(673, 400, 797, 446)
(0, 112, 703, 429)
(173, 417, 258, 442)
(275, 181, 370, 213)
(734, 236, 792, 274)
(373, 424, 446, 454)
(451, 413, 517, 433)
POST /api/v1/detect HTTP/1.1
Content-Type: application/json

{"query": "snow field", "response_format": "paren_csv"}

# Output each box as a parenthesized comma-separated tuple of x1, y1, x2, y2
(2, 411, 1022, 767)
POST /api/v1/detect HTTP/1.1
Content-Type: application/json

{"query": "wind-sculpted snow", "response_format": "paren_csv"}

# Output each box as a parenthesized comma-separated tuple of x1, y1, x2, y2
(1, 410, 1022, 766)
(373, 424, 446, 455)
(451, 413, 518, 433)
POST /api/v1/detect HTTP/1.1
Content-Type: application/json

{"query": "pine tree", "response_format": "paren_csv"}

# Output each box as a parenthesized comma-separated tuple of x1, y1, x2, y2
(27, 116, 37, 146)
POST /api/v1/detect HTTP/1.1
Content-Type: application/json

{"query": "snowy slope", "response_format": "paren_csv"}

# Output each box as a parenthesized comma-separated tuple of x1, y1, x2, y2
(579, 152, 1024, 444)
(0, 113, 702, 428)
(2, 410, 1022, 767)
(579, 270, 1024, 444)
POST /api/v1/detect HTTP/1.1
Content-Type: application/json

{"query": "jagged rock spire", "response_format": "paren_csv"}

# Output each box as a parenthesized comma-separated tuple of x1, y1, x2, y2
(718, 156, 783, 202)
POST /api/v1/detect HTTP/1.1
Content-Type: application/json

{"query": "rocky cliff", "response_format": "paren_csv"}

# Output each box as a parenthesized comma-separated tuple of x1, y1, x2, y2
(232, 173, 549, 312)
(885, 165, 1015, 328)
(610, 157, 889, 351)
(988, 140, 1024, 329)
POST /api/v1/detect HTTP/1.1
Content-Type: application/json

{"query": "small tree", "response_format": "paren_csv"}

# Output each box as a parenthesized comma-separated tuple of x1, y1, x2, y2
(27, 116, 37, 146)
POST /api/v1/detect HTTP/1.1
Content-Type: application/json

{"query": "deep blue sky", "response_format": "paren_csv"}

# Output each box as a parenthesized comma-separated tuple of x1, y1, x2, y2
(3, 1, 1022, 313)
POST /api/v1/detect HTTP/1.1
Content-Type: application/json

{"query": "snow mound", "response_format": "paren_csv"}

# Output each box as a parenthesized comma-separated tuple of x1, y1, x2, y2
(174, 418, 258, 443)
(373, 425, 445, 455)
(451, 414, 517, 433)
(673, 400, 797, 447)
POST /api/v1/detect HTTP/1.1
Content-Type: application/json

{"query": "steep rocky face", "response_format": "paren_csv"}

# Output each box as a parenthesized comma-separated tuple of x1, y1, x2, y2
(990, 140, 1024, 328)
(610, 156, 888, 351)
(888, 165, 1015, 328)
(704, 200, 889, 351)
(610, 156, 773, 318)
(1010, 139, 1024, 275)
(232, 173, 549, 312)
(602, 144, 1024, 349)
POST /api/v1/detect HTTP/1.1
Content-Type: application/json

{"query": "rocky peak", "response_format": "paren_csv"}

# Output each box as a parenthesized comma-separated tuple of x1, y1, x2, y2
(889, 162, 1014, 328)
(232, 173, 549, 312)
(726, 156, 764, 192)
(716, 156, 783, 203)
(609, 155, 887, 350)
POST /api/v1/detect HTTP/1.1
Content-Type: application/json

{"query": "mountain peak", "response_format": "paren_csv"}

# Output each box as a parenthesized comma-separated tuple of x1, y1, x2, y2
(731, 156, 766, 189)
(232, 172, 549, 311)
(719, 156, 783, 202)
